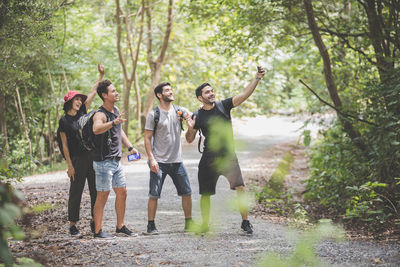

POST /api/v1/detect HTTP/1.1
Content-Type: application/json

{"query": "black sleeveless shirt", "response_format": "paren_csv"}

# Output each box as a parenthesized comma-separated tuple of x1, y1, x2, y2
(93, 106, 122, 161)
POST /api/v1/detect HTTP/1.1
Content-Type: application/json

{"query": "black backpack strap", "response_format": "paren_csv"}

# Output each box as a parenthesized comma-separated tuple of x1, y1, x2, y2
(215, 101, 230, 119)
(172, 104, 184, 131)
(153, 106, 160, 135)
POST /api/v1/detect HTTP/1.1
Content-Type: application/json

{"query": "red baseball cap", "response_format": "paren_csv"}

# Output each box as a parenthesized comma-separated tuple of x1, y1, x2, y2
(63, 90, 87, 109)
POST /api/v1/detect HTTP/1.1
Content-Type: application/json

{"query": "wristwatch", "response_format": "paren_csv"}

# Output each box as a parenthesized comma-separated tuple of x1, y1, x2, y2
(128, 146, 134, 152)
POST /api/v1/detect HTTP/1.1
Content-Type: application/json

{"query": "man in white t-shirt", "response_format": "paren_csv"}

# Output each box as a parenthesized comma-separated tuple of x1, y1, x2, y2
(144, 82, 194, 234)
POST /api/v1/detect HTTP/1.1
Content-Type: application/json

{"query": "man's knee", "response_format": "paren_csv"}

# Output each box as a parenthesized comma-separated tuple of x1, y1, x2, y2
(114, 187, 127, 198)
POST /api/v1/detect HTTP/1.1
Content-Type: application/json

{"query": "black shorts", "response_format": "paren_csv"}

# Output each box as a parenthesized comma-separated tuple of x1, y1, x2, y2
(198, 152, 244, 195)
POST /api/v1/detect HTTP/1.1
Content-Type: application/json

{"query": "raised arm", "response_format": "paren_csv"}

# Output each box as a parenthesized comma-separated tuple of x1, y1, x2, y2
(92, 111, 126, 135)
(232, 66, 265, 107)
(85, 63, 105, 110)
(185, 113, 198, 143)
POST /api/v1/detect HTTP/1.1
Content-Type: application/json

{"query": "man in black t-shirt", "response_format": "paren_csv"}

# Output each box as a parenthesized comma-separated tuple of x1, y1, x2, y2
(185, 66, 265, 235)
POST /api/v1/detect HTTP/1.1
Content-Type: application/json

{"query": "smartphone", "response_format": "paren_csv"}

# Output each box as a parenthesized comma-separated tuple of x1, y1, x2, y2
(128, 153, 141, 161)
(257, 66, 263, 73)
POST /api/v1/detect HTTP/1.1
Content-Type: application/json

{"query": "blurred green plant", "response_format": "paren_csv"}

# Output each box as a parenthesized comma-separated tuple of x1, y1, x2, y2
(0, 166, 25, 267)
(257, 219, 344, 267)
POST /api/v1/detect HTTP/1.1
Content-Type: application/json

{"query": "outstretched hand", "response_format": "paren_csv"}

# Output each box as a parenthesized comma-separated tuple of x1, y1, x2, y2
(185, 113, 196, 129)
(256, 66, 266, 79)
(113, 111, 127, 125)
(98, 62, 105, 77)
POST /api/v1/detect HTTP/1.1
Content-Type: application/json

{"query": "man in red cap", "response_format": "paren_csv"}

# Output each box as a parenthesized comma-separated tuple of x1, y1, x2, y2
(91, 78, 139, 238)
(58, 63, 104, 237)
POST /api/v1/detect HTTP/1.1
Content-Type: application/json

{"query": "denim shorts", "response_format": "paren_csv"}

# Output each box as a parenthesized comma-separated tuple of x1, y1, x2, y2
(93, 158, 126, 191)
(149, 162, 192, 198)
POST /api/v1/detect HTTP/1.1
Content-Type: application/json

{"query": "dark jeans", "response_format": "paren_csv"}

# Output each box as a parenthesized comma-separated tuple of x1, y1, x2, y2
(68, 151, 97, 222)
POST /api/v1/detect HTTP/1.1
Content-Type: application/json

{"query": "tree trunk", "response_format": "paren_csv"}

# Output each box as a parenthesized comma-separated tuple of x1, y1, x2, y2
(115, 0, 145, 136)
(47, 110, 53, 167)
(303, 0, 367, 152)
(0, 91, 8, 158)
(141, 0, 174, 128)
(363, 0, 394, 80)
(133, 72, 141, 129)
(16, 86, 33, 159)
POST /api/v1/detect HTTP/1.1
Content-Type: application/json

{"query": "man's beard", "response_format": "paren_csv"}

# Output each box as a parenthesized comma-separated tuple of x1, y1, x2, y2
(162, 95, 173, 102)
(202, 97, 215, 105)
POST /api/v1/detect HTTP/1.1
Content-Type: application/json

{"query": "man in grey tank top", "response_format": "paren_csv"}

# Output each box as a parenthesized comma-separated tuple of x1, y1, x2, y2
(144, 82, 194, 234)
(92, 79, 139, 239)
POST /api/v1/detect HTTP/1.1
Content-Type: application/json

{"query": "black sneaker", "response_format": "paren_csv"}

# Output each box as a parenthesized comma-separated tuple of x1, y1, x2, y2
(241, 220, 253, 235)
(146, 222, 159, 235)
(69, 225, 81, 237)
(116, 225, 138, 237)
(94, 229, 115, 239)
(90, 221, 95, 234)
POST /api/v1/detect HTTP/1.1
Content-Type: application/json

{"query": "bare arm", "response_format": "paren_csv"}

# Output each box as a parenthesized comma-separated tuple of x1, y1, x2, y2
(85, 63, 105, 110)
(92, 111, 126, 135)
(121, 129, 137, 154)
(60, 131, 75, 180)
(232, 66, 265, 107)
(144, 129, 159, 173)
(185, 113, 198, 143)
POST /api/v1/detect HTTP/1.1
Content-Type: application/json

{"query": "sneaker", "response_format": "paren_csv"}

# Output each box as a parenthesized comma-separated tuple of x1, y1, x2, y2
(94, 229, 115, 239)
(69, 225, 81, 237)
(90, 221, 95, 234)
(184, 218, 197, 232)
(241, 220, 253, 235)
(146, 222, 159, 235)
(195, 223, 209, 235)
(116, 225, 138, 237)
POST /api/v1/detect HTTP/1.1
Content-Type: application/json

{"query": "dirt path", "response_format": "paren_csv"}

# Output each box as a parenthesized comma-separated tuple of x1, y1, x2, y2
(12, 116, 400, 266)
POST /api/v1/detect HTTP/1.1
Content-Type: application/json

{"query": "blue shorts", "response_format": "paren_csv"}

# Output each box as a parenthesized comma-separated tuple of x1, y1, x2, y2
(93, 158, 126, 191)
(149, 162, 192, 198)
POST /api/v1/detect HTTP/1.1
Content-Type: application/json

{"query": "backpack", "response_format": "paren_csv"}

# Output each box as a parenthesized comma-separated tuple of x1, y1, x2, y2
(153, 105, 184, 136)
(78, 107, 111, 151)
(194, 101, 230, 153)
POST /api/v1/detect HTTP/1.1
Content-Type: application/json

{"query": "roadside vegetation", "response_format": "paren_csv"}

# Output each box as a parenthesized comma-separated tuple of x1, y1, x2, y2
(1, 0, 400, 265)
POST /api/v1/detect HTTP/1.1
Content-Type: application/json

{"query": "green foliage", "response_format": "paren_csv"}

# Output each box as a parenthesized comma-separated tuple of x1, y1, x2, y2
(0, 166, 25, 267)
(307, 76, 400, 229)
(31, 202, 56, 214)
(256, 151, 294, 202)
(255, 151, 299, 218)
(346, 182, 392, 227)
(257, 219, 344, 267)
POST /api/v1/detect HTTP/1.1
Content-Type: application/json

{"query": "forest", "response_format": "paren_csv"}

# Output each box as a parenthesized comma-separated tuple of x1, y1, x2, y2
(1, 0, 400, 263)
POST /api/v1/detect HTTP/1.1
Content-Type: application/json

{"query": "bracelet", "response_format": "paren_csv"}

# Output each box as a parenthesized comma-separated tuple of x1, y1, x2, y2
(255, 76, 261, 80)
(128, 146, 134, 152)
(112, 120, 116, 127)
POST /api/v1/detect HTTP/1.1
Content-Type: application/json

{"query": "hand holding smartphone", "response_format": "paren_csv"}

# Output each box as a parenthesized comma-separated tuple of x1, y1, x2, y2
(128, 153, 141, 161)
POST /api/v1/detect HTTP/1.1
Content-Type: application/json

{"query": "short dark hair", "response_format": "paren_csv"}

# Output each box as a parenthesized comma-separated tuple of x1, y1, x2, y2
(63, 100, 73, 113)
(195, 83, 211, 97)
(154, 82, 170, 101)
(97, 80, 112, 101)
